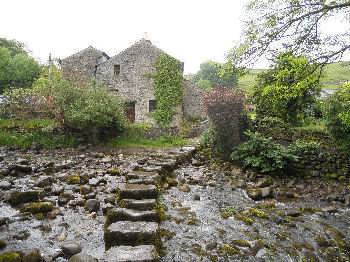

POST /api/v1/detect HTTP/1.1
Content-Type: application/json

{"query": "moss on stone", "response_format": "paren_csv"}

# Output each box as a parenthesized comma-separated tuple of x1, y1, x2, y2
(0, 252, 21, 262)
(21, 202, 53, 214)
(108, 168, 122, 176)
(220, 207, 236, 219)
(8, 191, 39, 206)
(219, 244, 241, 256)
(248, 208, 269, 219)
(65, 175, 80, 184)
(155, 201, 167, 221)
(234, 213, 255, 225)
(159, 228, 176, 240)
(231, 239, 251, 248)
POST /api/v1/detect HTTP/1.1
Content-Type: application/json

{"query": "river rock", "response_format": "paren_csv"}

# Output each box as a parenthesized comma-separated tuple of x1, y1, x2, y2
(102, 245, 159, 262)
(69, 253, 98, 262)
(35, 176, 54, 187)
(21, 248, 42, 262)
(0, 180, 12, 190)
(80, 185, 91, 195)
(85, 199, 100, 212)
(61, 241, 82, 258)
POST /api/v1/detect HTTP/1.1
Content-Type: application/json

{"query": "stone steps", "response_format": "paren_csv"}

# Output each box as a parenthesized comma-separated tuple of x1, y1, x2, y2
(122, 199, 157, 211)
(118, 184, 158, 199)
(102, 245, 159, 262)
(106, 208, 160, 224)
(104, 221, 159, 250)
(102, 146, 196, 261)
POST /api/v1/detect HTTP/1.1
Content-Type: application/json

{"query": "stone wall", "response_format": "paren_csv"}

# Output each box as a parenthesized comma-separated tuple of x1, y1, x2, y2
(61, 46, 109, 86)
(183, 80, 206, 119)
(96, 39, 183, 127)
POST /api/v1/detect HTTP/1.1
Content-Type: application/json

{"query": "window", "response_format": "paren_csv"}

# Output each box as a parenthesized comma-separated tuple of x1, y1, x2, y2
(149, 100, 157, 112)
(114, 64, 120, 75)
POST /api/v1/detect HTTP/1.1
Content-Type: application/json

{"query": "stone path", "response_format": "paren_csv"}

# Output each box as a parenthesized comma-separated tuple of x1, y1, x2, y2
(101, 146, 196, 262)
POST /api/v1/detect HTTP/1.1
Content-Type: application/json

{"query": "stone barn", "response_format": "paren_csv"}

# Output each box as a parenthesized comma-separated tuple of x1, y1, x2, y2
(60, 39, 205, 126)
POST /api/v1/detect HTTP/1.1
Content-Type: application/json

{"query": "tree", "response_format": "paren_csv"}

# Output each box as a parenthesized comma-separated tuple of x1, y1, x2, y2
(0, 38, 26, 56)
(0, 47, 40, 92)
(251, 52, 320, 124)
(325, 82, 350, 149)
(239, 0, 350, 66)
(193, 60, 238, 89)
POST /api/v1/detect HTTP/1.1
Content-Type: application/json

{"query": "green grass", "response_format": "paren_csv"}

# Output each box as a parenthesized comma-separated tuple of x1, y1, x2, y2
(107, 135, 187, 148)
(0, 130, 78, 149)
(238, 62, 350, 91)
(0, 118, 58, 130)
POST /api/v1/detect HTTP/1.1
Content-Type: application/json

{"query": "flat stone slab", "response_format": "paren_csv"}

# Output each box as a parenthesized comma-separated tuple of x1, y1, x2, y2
(106, 208, 159, 225)
(127, 178, 156, 185)
(126, 171, 160, 181)
(122, 199, 157, 211)
(104, 221, 159, 249)
(102, 245, 159, 262)
(118, 184, 158, 199)
(139, 166, 163, 173)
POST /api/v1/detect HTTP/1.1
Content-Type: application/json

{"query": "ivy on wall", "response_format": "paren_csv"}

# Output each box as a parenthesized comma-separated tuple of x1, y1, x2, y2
(152, 53, 183, 127)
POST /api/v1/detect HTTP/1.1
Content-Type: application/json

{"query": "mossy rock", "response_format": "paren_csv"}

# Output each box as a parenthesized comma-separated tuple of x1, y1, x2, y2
(21, 249, 42, 262)
(0, 240, 6, 250)
(219, 244, 241, 256)
(234, 213, 254, 225)
(66, 175, 81, 185)
(8, 191, 40, 206)
(231, 239, 251, 248)
(247, 208, 269, 219)
(220, 207, 236, 219)
(21, 202, 53, 214)
(108, 168, 122, 176)
(0, 252, 21, 262)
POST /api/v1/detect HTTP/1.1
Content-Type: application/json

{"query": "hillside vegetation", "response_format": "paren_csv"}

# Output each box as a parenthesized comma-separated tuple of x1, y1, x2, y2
(238, 61, 350, 91)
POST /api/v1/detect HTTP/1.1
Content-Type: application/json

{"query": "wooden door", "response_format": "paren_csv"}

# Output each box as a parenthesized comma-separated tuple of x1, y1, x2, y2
(125, 101, 135, 123)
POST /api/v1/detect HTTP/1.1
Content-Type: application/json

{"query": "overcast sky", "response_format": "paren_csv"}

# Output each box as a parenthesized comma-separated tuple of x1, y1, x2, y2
(0, 0, 245, 74)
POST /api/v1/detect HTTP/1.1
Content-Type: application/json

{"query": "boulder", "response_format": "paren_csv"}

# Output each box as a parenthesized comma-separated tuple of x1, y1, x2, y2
(85, 199, 100, 212)
(69, 253, 98, 262)
(60, 241, 82, 258)
(7, 191, 40, 206)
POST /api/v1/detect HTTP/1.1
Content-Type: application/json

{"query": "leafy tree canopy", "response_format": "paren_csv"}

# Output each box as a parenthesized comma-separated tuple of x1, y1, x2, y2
(193, 60, 239, 89)
(0, 37, 26, 56)
(251, 52, 321, 124)
(239, 0, 350, 66)
(0, 38, 40, 93)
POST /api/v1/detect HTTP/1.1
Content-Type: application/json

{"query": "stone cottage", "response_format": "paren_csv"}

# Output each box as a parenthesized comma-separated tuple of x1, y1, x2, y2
(60, 39, 205, 126)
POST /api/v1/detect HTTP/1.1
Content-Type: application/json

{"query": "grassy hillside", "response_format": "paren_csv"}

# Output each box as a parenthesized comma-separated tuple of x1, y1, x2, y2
(238, 61, 350, 91)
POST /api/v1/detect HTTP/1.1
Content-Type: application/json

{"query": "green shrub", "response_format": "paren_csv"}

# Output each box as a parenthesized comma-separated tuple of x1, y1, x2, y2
(251, 52, 320, 124)
(200, 127, 216, 148)
(231, 131, 296, 174)
(253, 116, 289, 131)
(3, 67, 126, 141)
(288, 140, 321, 156)
(325, 83, 350, 150)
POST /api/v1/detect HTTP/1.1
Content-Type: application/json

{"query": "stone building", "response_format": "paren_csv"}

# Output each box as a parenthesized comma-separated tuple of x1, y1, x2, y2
(60, 39, 205, 126)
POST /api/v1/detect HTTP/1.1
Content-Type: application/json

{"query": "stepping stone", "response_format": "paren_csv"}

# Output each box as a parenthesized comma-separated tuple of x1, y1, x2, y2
(126, 171, 160, 182)
(147, 159, 177, 171)
(102, 245, 159, 262)
(122, 199, 157, 211)
(139, 166, 163, 173)
(106, 208, 159, 225)
(104, 221, 159, 249)
(128, 178, 156, 185)
(118, 184, 158, 199)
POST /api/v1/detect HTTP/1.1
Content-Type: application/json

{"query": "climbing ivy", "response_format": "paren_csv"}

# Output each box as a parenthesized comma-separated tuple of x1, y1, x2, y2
(152, 54, 184, 127)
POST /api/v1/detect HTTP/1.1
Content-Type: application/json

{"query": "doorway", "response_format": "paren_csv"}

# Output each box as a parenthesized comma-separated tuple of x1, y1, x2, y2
(125, 101, 136, 123)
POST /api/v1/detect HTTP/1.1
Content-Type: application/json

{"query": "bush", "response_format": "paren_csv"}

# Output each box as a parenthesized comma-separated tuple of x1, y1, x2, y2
(200, 127, 216, 148)
(288, 139, 321, 156)
(325, 83, 350, 150)
(231, 131, 296, 174)
(2, 67, 126, 141)
(253, 116, 289, 132)
(203, 87, 247, 156)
